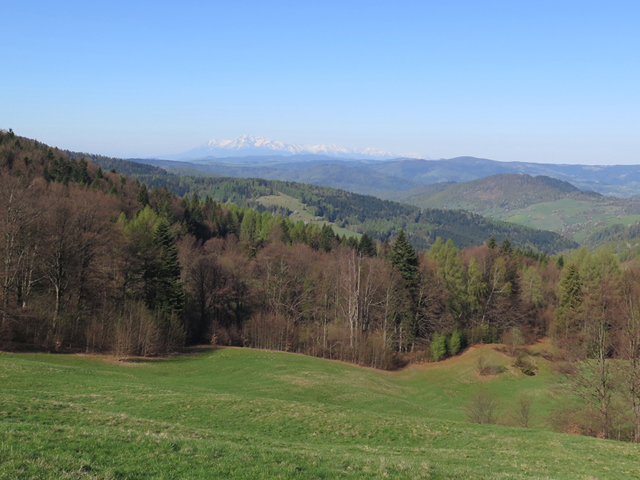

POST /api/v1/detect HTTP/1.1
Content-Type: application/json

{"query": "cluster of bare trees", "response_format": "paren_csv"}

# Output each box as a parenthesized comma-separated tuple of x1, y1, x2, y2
(177, 231, 559, 370)
(0, 133, 186, 355)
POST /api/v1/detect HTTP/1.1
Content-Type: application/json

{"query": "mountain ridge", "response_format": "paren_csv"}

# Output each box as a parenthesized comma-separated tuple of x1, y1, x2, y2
(160, 134, 414, 161)
(135, 153, 640, 198)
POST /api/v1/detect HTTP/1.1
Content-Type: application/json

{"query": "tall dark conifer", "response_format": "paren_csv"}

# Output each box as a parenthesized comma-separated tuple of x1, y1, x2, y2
(389, 229, 419, 289)
(358, 233, 377, 257)
(147, 221, 184, 314)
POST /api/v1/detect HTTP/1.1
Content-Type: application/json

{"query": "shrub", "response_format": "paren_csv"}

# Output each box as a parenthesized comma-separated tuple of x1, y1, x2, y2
(448, 329, 463, 356)
(463, 388, 502, 424)
(502, 326, 525, 356)
(509, 394, 533, 428)
(431, 333, 448, 362)
(514, 351, 537, 376)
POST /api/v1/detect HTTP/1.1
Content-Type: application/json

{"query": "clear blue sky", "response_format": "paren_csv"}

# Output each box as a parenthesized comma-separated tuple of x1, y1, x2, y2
(1, 0, 639, 164)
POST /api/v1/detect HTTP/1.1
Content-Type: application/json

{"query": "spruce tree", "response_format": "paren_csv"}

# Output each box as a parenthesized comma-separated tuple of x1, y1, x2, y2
(555, 263, 582, 338)
(148, 221, 184, 314)
(389, 229, 419, 289)
(358, 233, 377, 257)
(500, 237, 512, 254)
(137, 183, 150, 207)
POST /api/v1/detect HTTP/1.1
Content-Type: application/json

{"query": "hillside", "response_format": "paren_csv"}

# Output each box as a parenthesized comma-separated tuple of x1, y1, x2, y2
(127, 174, 577, 253)
(2, 346, 640, 479)
(140, 156, 421, 195)
(396, 174, 588, 211)
(369, 157, 640, 198)
(389, 174, 640, 244)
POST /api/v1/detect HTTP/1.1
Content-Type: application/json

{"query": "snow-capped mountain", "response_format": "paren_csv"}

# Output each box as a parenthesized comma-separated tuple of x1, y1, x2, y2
(161, 135, 408, 161)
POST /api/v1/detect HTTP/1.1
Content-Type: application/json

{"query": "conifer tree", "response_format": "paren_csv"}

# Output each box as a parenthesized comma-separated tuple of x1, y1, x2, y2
(500, 237, 512, 254)
(137, 183, 150, 206)
(555, 263, 582, 339)
(358, 233, 377, 257)
(389, 229, 419, 289)
(147, 221, 184, 314)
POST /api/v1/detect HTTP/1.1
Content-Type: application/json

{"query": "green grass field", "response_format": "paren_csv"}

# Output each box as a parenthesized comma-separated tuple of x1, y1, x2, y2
(479, 198, 640, 244)
(256, 193, 361, 238)
(2, 344, 639, 479)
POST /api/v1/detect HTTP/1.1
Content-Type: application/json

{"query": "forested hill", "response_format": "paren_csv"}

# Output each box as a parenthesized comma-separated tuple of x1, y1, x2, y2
(395, 173, 602, 211)
(127, 173, 577, 253)
(5, 131, 575, 254)
(66, 151, 168, 176)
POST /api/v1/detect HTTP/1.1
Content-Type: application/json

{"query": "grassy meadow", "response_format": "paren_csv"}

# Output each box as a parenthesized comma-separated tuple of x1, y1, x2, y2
(256, 193, 361, 238)
(1, 344, 639, 479)
(480, 198, 640, 244)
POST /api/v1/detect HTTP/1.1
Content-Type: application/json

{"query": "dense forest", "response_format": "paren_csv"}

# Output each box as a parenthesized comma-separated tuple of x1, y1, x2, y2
(83, 154, 577, 253)
(3, 131, 640, 441)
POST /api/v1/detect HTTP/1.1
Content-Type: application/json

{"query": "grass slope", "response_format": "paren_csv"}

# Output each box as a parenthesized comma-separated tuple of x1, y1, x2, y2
(2, 345, 639, 479)
(256, 193, 361, 238)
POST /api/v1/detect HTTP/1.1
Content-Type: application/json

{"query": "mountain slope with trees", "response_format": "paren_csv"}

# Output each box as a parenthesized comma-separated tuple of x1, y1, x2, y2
(0, 130, 572, 367)
(5, 131, 640, 443)
(394, 173, 595, 211)
(121, 173, 577, 253)
(384, 173, 640, 244)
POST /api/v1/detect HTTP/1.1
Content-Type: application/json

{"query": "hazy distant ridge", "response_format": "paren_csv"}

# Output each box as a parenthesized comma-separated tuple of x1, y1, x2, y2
(161, 135, 409, 161)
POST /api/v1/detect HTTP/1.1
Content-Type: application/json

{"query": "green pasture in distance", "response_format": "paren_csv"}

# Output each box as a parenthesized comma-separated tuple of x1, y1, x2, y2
(1, 345, 639, 479)
(257, 193, 361, 238)
(481, 198, 640, 244)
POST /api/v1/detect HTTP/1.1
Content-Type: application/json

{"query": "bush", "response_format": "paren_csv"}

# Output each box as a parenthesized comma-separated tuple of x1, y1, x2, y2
(514, 351, 537, 376)
(463, 388, 502, 424)
(508, 394, 533, 428)
(502, 326, 525, 356)
(430, 333, 448, 362)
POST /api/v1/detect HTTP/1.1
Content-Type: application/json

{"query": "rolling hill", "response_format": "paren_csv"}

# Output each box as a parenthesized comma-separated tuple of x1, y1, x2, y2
(123, 173, 577, 253)
(392, 174, 640, 244)
(2, 346, 639, 479)
(135, 154, 640, 198)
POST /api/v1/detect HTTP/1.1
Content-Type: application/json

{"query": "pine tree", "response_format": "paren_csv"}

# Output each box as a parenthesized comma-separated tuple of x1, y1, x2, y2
(358, 233, 377, 257)
(389, 229, 418, 288)
(555, 263, 582, 338)
(500, 237, 512, 254)
(137, 183, 150, 207)
(147, 221, 184, 314)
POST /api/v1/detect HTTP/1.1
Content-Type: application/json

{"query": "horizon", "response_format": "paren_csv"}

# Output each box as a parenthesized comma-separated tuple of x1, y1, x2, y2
(2, 1, 639, 165)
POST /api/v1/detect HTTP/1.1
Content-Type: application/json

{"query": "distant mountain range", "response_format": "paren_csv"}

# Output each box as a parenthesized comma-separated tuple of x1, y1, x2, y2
(160, 135, 414, 161)
(135, 153, 640, 198)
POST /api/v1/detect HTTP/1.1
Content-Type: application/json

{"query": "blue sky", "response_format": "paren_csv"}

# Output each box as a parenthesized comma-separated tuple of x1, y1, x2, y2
(1, 1, 639, 164)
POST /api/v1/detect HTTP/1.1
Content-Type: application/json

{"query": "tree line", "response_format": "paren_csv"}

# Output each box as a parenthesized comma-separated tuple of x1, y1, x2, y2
(0, 131, 557, 363)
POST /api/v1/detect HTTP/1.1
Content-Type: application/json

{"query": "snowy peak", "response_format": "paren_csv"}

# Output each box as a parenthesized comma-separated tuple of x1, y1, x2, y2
(164, 135, 412, 160)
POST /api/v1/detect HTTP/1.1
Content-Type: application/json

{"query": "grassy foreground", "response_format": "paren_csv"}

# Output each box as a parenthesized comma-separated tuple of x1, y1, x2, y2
(1, 345, 639, 479)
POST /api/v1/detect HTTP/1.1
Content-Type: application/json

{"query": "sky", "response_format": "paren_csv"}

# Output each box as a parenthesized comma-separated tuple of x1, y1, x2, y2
(1, 0, 639, 164)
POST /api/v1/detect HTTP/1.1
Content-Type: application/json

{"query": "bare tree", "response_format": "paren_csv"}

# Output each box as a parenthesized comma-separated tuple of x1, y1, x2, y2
(463, 388, 501, 424)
